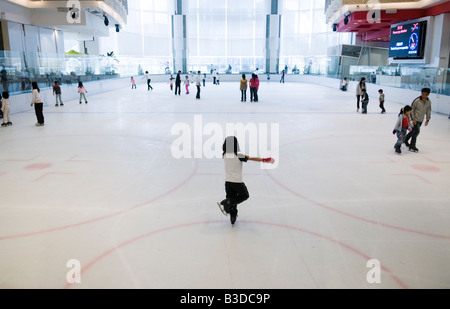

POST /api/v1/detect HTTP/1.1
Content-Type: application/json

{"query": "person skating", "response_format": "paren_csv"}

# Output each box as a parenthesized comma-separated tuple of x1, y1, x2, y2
(378, 89, 386, 113)
(53, 81, 64, 106)
(195, 71, 201, 99)
(78, 82, 88, 104)
(1, 91, 12, 126)
(361, 89, 369, 114)
(175, 71, 181, 95)
(217, 136, 274, 225)
(30, 82, 45, 126)
(240, 74, 248, 102)
(356, 77, 366, 112)
(393, 105, 413, 154)
(404, 88, 432, 152)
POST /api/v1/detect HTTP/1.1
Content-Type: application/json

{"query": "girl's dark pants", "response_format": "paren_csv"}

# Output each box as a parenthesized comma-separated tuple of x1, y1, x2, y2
(35, 103, 44, 124)
(241, 90, 246, 101)
(225, 182, 249, 216)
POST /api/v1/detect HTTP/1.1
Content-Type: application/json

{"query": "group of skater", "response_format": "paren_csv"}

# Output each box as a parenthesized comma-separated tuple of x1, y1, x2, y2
(0, 81, 89, 127)
(239, 73, 260, 102)
(216, 85, 433, 226)
(393, 87, 431, 154)
(350, 76, 432, 154)
(170, 71, 202, 99)
(354, 77, 386, 114)
(168, 71, 262, 102)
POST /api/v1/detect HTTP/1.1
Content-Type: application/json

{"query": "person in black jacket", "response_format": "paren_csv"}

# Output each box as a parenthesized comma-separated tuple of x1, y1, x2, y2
(175, 71, 181, 95)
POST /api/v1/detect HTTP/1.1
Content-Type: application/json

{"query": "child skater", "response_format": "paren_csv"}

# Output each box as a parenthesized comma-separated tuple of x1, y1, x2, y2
(184, 75, 190, 94)
(1, 91, 12, 126)
(131, 77, 136, 89)
(53, 81, 64, 106)
(361, 88, 369, 114)
(78, 82, 88, 104)
(393, 105, 413, 154)
(240, 74, 248, 102)
(217, 136, 275, 225)
(169, 75, 174, 90)
(379, 89, 386, 113)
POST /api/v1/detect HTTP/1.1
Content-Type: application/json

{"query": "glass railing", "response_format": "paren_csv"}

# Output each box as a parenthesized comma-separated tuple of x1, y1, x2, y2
(0, 50, 122, 94)
(1, 49, 448, 97)
(348, 65, 450, 96)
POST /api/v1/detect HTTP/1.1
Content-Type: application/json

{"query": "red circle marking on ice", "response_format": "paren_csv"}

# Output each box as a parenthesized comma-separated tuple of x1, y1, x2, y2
(411, 164, 440, 172)
(24, 163, 52, 170)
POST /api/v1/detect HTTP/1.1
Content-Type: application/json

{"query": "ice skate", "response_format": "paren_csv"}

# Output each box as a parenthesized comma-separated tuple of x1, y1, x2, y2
(395, 146, 401, 154)
(409, 146, 419, 153)
(230, 208, 238, 225)
(230, 214, 237, 224)
(217, 201, 228, 216)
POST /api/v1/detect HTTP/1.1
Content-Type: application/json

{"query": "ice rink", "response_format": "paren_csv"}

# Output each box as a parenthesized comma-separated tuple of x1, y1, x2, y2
(0, 79, 449, 289)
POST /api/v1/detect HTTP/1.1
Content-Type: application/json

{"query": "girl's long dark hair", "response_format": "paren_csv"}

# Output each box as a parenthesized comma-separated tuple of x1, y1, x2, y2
(32, 81, 40, 93)
(222, 136, 240, 156)
(359, 77, 366, 89)
(399, 105, 412, 116)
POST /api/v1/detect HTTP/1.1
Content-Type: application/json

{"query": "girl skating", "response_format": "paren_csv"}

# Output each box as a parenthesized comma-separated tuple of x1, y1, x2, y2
(78, 82, 88, 104)
(30, 82, 45, 126)
(1, 91, 12, 126)
(217, 136, 274, 224)
(393, 105, 413, 154)
(184, 75, 190, 94)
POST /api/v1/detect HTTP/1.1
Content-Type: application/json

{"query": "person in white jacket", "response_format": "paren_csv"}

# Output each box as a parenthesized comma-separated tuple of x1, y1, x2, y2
(1, 91, 12, 126)
(355, 77, 366, 112)
(217, 136, 274, 225)
(30, 82, 44, 126)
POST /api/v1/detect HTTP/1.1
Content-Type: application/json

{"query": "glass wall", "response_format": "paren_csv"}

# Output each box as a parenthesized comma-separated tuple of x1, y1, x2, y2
(99, 0, 173, 75)
(99, 0, 354, 75)
(350, 65, 450, 95)
(0, 50, 121, 94)
(279, 0, 353, 75)
(1, 0, 448, 96)
(186, 0, 266, 74)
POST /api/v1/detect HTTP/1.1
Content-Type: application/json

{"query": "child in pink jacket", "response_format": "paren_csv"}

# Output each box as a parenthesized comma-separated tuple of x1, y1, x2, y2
(78, 82, 88, 104)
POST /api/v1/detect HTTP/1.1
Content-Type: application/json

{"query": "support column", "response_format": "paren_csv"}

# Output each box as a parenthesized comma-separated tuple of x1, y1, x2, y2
(266, 0, 281, 74)
(172, 0, 187, 73)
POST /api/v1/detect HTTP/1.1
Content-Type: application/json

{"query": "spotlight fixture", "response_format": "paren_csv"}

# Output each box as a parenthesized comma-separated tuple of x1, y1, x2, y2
(344, 12, 350, 25)
(115, 24, 120, 32)
(104, 14, 109, 26)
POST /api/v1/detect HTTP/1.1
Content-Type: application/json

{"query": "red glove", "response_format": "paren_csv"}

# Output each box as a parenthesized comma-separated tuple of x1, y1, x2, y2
(262, 158, 275, 164)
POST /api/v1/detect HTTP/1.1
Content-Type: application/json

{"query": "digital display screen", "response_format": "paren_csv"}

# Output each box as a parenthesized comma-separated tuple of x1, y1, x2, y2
(389, 20, 427, 60)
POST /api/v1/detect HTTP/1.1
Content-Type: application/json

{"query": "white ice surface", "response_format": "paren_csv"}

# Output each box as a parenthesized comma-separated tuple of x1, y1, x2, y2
(0, 81, 449, 289)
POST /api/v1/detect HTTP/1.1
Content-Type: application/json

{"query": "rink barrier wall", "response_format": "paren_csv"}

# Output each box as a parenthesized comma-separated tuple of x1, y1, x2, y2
(8, 77, 132, 114)
(284, 74, 450, 117)
(8, 75, 450, 116)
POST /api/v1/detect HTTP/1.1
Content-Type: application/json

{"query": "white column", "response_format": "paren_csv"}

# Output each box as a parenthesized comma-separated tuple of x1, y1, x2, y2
(172, 0, 187, 73)
(265, 0, 281, 73)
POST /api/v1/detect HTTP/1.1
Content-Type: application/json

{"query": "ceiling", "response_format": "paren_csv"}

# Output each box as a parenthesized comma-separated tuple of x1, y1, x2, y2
(333, 1, 450, 42)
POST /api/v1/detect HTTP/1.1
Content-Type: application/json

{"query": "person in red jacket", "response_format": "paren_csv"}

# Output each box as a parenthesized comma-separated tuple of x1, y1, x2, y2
(249, 73, 259, 102)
